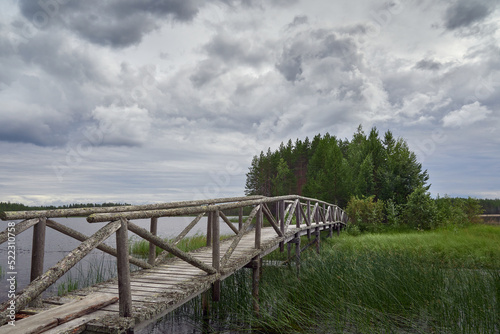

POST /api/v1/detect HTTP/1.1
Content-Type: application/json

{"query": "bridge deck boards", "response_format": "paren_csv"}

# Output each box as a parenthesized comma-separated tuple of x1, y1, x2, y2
(6, 222, 337, 334)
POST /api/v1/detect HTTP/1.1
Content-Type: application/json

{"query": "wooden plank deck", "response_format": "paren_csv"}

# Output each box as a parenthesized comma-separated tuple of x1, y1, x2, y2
(3, 222, 336, 334)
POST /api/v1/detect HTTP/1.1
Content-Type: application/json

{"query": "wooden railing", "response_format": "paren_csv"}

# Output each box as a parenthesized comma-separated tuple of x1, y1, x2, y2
(0, 195, 347, 323)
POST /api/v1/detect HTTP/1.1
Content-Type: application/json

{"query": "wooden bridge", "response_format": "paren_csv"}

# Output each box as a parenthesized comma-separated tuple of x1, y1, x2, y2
(0, 195, 347, 333)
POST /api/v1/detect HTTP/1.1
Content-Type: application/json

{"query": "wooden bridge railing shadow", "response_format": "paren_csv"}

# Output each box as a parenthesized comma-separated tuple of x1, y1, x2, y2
(0, 195, 347, 331)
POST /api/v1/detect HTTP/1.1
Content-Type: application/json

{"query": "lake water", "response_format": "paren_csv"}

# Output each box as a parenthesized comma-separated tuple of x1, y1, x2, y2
(0, 216, 238, 304)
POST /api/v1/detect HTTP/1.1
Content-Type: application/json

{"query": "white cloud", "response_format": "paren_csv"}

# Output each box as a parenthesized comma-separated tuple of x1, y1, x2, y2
(88, 104, 152, 146)
(442, 102, 492, 128)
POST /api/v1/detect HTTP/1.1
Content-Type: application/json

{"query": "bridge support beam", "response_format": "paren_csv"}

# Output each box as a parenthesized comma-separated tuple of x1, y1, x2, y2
(294, 233, 301, 276)
(251, 257, 260, 317)
(148, 217, 158, 265)
(212, 210, 221, 302)
(30, 217, 46, 307)
(315, 227, 320, 254)
(116, 218, 132, 317)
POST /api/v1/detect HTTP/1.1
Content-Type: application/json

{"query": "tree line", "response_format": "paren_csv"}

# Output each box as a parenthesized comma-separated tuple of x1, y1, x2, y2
(245, 126, 494, 231)
(0, 202, 131, 212)
(246, 125, 428, 208)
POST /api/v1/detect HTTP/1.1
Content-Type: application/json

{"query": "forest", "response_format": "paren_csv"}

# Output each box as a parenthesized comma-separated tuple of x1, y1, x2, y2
(245, 126, 495, 231)
(245, 125, 428, 208)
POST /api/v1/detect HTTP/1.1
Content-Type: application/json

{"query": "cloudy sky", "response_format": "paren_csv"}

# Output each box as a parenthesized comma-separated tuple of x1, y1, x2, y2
(0, 0, 499, 206)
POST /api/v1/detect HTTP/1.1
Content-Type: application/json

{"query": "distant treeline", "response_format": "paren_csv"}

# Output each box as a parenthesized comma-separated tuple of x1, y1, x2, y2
(478, 199, 500, 214)
(0, 202, 131, 212)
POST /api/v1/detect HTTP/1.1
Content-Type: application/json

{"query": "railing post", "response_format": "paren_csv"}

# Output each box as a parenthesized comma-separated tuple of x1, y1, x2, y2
(251, 256, 260, 318)
(280, 200, 285, 252)
(30, 217, 46, 307)
(212, 210, 220, 301)
(255, 205, 262, 249)
(296, 200, 301, 228)
(148, 217, 158, 266)
(315, 227, 320, 254)
(206, 211, 213, 247)
(116, 218, 132, 317)
(295, 232, 301, 277)
(306, 200, 311, 240)
(238, 207, 243, 231)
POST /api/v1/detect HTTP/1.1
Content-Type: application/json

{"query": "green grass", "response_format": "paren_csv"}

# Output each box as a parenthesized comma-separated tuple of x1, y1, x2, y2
(56, 254, 117, 296)
(129, 233, 209, 258)
(251, 225, 500, 333)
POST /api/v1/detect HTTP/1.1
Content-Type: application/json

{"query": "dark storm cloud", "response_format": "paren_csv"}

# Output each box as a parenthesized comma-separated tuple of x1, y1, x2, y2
(18, 0, 204, 47)
(286, 15, 308, 29)
(275, 29, 361, 83)
(444, 0, 495, 30)
(415, 59, 442, 71)
(189, 33, 270, 87)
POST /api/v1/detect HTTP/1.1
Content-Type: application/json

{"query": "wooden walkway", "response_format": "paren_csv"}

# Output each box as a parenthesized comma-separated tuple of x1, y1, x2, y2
(0, 196, 346, 333)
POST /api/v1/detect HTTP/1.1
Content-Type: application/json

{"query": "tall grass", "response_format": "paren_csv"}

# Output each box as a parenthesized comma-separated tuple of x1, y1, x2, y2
(129, 233, 236, 259)
(56, 254, 117, 296)
(252, 225, 500, 333)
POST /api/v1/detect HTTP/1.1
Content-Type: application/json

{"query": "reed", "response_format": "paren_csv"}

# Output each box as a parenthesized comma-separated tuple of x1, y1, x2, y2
(56, 254, 117, 296)
(251, 225, 500, 333)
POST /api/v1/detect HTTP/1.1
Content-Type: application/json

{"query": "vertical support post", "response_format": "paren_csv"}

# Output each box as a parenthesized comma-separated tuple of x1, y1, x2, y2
(315, 227, 320, 254)
(328, 206, 333, 238)
(280, 200, 285, 252)
(295, 232, 301, 277)
(206, 211, 213, 247)
(251, 257, 260, 317)
(148, 217, 158, 266)
(306, 200, 311, 240)
(116, 218, 132, 317)
(31, 217, 46, 282)
(212, 210, 220, 301)
(30, 217, 46, 307)
(337, 224, 341, 237)
(238, 207, 243, 231)
(296, 201, 301, 228)
(255, 205, 262, 249)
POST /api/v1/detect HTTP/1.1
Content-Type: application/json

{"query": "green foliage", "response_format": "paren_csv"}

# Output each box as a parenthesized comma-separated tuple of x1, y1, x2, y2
(345, 196, 385, 232)
(245, 125, 429, 208)
(401, 186, 437, 230)
(477, 198, 500, 214)
(435, 196, 484, 228)
(129, 233, 209, 258)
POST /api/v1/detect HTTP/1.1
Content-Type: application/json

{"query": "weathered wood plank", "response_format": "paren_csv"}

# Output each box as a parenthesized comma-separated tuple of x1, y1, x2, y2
(0, 221, 121, 326)
(220, 205, 260, 266)
(127, 221, 216, 274)
(0, 294, 117, 334)
(42, 310, 114, 334)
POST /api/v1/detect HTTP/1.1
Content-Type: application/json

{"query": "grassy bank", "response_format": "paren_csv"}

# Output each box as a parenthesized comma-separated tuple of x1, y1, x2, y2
(253, 224, 500, 333)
